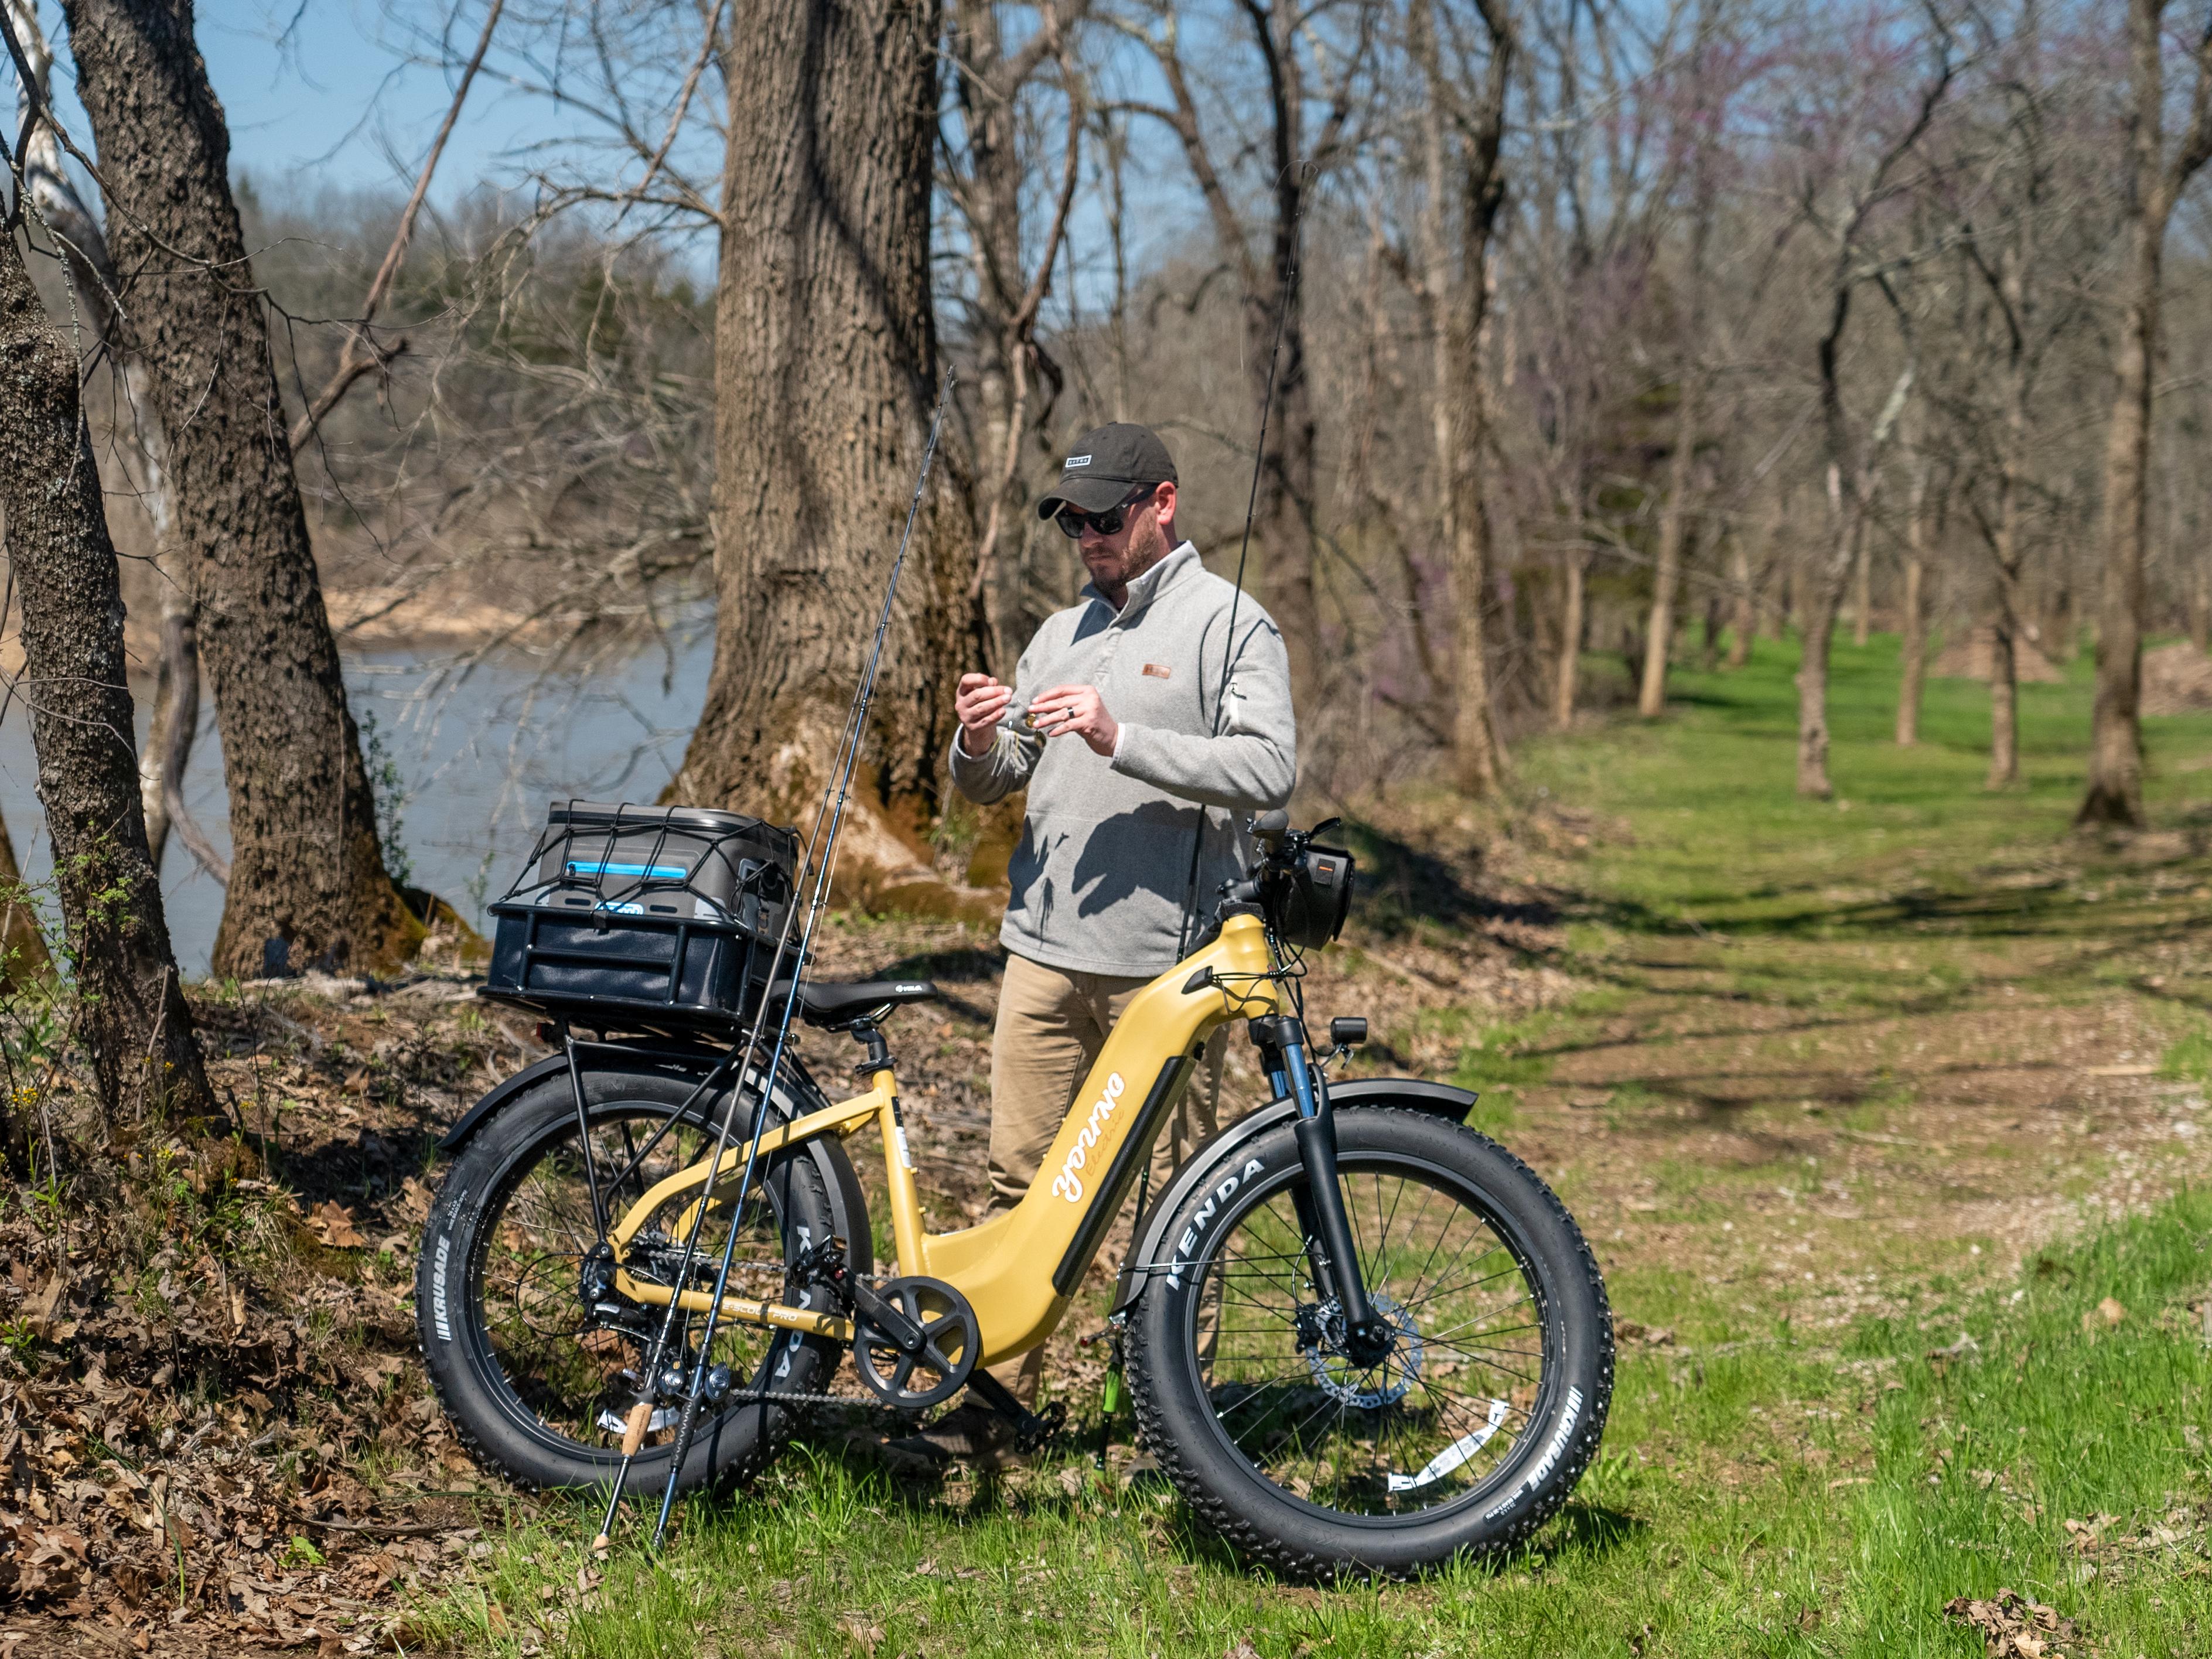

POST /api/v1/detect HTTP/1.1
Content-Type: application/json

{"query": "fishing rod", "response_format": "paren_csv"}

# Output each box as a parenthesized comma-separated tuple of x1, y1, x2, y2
(1173, 166, 1310, 958)
(641, 371, 955, 1551)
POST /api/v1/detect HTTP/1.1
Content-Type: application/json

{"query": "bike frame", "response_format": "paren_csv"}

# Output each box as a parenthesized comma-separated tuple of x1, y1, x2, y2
(606, 913, 1284, 1367)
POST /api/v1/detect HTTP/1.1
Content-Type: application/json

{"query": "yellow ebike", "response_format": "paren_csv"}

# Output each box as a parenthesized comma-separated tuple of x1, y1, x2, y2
(418, 817, 1613, 1576)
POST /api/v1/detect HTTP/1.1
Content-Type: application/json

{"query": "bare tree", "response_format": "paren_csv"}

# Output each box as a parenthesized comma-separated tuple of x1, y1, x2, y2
(6, 0, 199, 870)
(0, 182, 210, 1123)
(670, 0, 981, 904)
(1789, 28, 1952, 798)
(1119, 0, 1371, 700)
(1894, 446, 1937, 746)
(60, 0, 425, 975)
(2078, 0, 2212, 829)
(944, 0, 1085, 672)
(1411, 0, 1515, 790)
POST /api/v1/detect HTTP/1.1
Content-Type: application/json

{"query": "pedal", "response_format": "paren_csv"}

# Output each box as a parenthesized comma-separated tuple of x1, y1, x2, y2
(966, 1370, 1067, 1453)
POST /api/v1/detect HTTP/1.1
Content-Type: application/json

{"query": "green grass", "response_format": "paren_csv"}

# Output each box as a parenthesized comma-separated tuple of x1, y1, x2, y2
(439, 632, 2212, 1656)
(433, 1190, 2212, 1657)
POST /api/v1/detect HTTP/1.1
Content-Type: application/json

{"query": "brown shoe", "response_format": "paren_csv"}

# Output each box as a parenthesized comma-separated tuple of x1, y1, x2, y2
(880, 1401, 1022, 1472)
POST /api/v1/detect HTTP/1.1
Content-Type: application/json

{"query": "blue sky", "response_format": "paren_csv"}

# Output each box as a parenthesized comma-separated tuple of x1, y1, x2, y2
(28, 0, 563, 206)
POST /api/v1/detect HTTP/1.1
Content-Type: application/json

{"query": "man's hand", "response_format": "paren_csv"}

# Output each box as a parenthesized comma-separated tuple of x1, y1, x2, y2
(955, 673, 1012, 756)
(1028, 684, 1120, 757)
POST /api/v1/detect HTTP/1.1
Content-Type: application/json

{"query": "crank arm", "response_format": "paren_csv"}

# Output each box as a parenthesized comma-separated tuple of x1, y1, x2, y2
(615, 1271, 855, 1343)
(845, 1279, 926, 1353)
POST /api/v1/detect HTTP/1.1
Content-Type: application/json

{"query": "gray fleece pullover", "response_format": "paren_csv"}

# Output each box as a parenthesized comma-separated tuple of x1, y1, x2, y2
(949, 541, 1297, 978)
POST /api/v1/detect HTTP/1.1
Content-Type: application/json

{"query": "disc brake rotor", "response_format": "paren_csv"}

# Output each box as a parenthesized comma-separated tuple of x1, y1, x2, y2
(1298, 1292, 1422, 1409)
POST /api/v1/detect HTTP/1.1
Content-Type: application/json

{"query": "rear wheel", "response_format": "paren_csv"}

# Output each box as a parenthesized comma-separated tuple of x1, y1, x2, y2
(1127, 1107, 1612, 1577)
(417, 1066, 852, 1494)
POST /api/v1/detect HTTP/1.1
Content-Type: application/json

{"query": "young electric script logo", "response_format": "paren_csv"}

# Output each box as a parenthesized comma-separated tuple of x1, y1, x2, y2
(1052, 1071, 1126, 1201)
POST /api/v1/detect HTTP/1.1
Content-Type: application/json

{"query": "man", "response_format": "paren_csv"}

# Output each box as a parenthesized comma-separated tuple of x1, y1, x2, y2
(887, 422, 1296, 1469)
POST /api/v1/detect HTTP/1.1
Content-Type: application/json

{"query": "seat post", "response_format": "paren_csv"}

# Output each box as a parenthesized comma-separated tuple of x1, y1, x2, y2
(849, 1020, 895, 1078)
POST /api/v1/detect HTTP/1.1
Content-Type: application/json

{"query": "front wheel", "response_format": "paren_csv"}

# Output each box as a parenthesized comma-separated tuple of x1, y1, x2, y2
(1126, 1107, 1612, 1578)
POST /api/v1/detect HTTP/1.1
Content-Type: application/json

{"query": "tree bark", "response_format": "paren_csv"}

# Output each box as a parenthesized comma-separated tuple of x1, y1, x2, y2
(140, 591, 199, 867)
(1795, 575, 1845, 799)
(1987, 613, 2020, 788)
(1850, 535, 1873, 646)
(1727, 535, 1754, 669)
(1414, 0, 1513, 794)
(2191, 554, 2210, 656)
(948, 0, 1078, 675)
(62, 0, 420, 975)
(1895, 464, 1931, 747)
(0, 810, 52, 989)
(671, 0, 979, 903)
(2080, 0, 2212, 829)
(9, 0, 202, 880)
(1639, 377, 1697, 717)
(0, 219, 211, 1123)
(1555, 554, 1585, 729)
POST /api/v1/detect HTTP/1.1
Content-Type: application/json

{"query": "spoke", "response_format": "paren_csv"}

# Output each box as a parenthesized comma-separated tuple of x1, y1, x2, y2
(1398, 1261, 1527, 1314)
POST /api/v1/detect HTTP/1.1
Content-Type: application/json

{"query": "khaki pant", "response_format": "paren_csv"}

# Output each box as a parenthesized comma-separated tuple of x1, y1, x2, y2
(985, 951, 1230, 1403)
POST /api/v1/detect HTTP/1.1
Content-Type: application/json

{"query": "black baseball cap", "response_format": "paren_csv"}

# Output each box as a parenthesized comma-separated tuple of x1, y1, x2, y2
(1035, 423, 1178, 518)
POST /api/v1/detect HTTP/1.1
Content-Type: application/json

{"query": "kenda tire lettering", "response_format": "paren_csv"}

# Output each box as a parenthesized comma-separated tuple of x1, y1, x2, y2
(1165, 1158, 1265, 1289)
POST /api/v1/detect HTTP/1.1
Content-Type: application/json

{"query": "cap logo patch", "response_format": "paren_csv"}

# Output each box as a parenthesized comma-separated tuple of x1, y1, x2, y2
(1064, 455, 1092, 467)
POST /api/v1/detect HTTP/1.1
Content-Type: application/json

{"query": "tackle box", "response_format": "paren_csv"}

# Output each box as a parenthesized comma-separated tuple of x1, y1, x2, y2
(482, 801, 801, 1033)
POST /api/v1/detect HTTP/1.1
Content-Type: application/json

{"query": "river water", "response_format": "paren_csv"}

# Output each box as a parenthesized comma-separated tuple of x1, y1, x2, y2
(0, 625, 718, 978)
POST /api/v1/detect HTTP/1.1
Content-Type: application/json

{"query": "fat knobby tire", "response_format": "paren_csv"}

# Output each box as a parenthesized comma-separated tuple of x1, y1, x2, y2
(415, 1069, 847, 1496)
(1126, 1106, 1614, 1579)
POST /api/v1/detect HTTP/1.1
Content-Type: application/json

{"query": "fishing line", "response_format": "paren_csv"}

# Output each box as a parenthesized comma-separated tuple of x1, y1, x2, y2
(644, 371, 955, 1549)
(1174, 162, 1311, 957)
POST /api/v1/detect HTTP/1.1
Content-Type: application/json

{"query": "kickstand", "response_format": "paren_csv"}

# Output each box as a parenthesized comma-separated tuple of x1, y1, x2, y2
(966, 1370, 1066, 1454)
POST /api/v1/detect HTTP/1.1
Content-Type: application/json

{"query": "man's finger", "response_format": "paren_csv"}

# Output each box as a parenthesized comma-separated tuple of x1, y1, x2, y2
(958, 672, 999, 692)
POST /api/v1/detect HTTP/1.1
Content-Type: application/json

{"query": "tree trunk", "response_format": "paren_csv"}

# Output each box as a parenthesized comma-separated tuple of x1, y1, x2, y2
(0, 810, 52, 989)
(1795, 578, 1845, 799)
(1443, 216, 1505, 794)
(0, 220, 211, 1123)
(949, 0, 1073, 676)
(1251, 197, 1322, 704)
(11, 0, 202, 883)
(1728, 535, 1755, 668)
(139, 586, 198, 869)
(62, 0, 420, 976)
(671, 0, 979, 904)
(2080, 0, 2210, 829)
(1987, 613, 2020, 788)
(1638, 377, 1698, 717)
(2189, 547, 2210, 654)
(1850, 535, 1873, 646)
(1555, 555, 1585, 729)
(1894, 473, 1928, 746)
(2080, 216, 2156, 827)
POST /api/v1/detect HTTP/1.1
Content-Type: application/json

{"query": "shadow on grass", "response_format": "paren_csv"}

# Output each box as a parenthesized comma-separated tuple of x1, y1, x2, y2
(776, 1419, 1646, 1581)
(1336, 816, 1557, 937)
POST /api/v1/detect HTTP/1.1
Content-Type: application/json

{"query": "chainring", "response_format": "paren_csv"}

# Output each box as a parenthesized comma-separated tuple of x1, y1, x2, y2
(851, 1275, 981, 1410)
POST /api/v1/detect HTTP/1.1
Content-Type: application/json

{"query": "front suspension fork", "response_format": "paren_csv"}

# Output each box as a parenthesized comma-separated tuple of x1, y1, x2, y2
(1253, 1017, 1388, 1357)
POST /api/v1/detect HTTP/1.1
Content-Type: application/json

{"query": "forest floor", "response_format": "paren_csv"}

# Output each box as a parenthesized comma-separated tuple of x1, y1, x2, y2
(9, 631, 2212, 1656)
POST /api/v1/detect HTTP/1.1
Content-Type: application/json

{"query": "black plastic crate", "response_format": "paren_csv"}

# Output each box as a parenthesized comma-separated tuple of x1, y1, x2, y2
(481, 801, 798, 1033)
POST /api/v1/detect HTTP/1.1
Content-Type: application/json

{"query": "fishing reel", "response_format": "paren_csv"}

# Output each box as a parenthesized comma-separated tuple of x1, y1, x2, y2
(849, 1275, 982, 1410)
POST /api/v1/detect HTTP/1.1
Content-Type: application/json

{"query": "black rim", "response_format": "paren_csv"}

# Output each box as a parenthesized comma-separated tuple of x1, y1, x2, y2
(462, 1098, 803, 1463)
(1181, 1149, 1558, 1525)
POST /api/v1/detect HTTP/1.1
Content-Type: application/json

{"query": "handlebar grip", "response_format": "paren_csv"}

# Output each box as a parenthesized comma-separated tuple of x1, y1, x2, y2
(1250, 809, 1291, 851)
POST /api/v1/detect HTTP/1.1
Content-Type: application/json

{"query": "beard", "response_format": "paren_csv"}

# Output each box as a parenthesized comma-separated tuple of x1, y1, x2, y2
(1114, 510, 1171, 583)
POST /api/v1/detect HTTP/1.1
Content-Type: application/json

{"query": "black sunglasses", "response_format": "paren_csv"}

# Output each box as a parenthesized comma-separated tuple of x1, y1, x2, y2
(1054, 484, 1159, 539)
